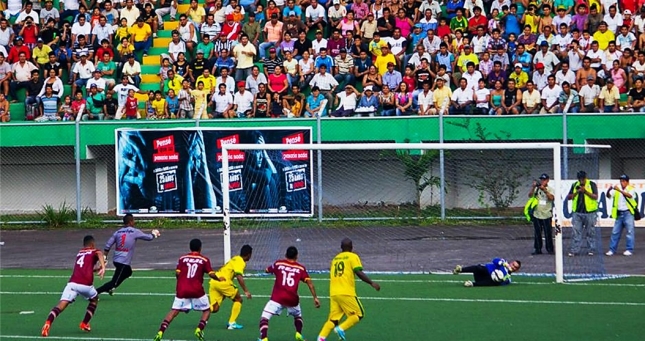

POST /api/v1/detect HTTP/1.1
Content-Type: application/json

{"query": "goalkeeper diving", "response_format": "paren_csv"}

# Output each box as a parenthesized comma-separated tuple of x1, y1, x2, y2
(453, 258, 521, 287)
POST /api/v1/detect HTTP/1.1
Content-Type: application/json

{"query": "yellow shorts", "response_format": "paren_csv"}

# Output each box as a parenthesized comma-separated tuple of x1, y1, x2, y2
(328, 295, 364, 321)
(208, 280, 238, 309)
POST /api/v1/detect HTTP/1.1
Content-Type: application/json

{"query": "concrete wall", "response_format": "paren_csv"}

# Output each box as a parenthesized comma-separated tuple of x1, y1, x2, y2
(1, 146, 642, 215)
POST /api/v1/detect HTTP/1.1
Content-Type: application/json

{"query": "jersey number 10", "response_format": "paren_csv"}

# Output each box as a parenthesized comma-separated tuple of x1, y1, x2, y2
(186, 263, 199, 278)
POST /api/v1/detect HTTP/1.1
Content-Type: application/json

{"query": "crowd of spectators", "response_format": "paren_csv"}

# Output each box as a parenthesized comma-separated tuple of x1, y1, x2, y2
(1, 0, 645, 122)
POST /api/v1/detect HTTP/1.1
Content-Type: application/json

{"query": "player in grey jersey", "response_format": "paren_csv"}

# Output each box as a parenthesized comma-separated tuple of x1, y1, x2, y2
(96, 214, 160, 295)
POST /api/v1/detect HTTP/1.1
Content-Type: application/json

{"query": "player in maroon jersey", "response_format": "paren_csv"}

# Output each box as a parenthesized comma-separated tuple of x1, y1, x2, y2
(258, 246, 320, 341)
(41, 235, 106, 337)
(154, 238, 223, 341)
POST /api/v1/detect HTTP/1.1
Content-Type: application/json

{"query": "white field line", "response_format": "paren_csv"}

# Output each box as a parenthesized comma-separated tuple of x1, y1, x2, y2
(1, 274, 644, 287)
(0, 336, 193, 341)
(1, 291, 644, 307)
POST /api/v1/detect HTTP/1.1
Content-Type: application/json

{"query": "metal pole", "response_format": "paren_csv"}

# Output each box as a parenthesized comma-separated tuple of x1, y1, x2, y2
(75, 121, 82, 224)
(195, 118, 201, 224)
(553, 145, 564, 283)
(439, 111, 446, 221)
(317, 115, 323, 223)
(222, 147, 231, 262)
(562, 112, 568, 179)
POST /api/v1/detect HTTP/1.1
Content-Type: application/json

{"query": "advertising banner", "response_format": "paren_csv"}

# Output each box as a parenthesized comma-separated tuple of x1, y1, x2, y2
(557, 180, 645, 227)
(115, 127, 313, 217)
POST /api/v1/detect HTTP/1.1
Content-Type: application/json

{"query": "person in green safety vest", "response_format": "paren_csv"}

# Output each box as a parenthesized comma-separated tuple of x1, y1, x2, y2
(605, 174, 638, 257)
(527, 173, 555, 255)
(566, 170, 599, 257)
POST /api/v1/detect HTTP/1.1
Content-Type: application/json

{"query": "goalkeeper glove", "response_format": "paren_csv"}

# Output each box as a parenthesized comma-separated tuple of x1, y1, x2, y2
(151, 229, 161, 238)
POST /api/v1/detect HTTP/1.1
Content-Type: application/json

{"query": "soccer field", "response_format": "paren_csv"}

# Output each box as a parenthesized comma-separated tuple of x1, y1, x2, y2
(1, 269, 644, 341)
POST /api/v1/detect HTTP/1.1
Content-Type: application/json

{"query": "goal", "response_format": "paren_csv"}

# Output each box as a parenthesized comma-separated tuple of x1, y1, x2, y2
(220, 142, 610, 283)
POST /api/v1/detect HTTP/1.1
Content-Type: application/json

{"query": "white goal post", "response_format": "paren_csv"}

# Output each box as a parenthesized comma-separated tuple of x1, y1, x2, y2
(221, 142, 609, 283)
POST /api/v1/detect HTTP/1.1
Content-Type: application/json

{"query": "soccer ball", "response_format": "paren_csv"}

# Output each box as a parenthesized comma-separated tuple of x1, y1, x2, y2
(491, 269, 505, 282)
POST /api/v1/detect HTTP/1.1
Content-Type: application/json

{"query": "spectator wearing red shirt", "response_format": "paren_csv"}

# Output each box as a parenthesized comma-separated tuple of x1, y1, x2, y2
(468, 7, 488, 36)
(7, 37, 31, 64)
(123, 89, 139, 119)
(19, 16, 39, 49)
(221, 15, 242, 41)
(94, 39, 114, 65)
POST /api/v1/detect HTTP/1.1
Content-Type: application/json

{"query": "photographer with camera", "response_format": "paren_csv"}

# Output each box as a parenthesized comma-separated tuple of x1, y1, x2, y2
(605, 174, 639, 257)
(566, 170, 599, 256)
(527, 173, 555, 255)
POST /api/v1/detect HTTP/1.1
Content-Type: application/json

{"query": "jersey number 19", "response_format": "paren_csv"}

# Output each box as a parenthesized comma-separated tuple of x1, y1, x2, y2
(333, 261, 345, 277)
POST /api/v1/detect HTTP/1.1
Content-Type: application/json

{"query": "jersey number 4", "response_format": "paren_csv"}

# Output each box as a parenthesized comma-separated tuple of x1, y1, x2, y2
(76, 256, 85, 268)
(333, 261, 345, 277)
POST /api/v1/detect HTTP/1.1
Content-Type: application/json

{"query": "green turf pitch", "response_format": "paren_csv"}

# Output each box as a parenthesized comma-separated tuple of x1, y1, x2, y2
(1, 269, 644, 341)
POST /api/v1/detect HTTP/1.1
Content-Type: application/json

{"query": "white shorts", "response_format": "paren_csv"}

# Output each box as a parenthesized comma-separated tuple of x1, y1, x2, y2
(60, 282, 98, 302)
(172, 295, 210, 312)
(262, 300, 302, 319)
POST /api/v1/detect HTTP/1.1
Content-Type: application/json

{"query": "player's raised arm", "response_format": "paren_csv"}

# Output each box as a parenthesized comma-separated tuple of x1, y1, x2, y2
(354, 269, 380, 291)
(135, 228, 160, 241)
(235, 274, 252, 299)
(305, 278, 320, 308)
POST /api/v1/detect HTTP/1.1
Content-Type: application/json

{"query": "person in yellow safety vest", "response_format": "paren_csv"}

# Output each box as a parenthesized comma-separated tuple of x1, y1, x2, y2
(605, 174, 638, 257)
(566, 170, 599, 257)
(526, 173, 555, 255)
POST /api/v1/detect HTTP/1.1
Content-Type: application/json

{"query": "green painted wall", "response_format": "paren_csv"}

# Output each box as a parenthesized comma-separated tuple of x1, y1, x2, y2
(2, 115, 644, 159)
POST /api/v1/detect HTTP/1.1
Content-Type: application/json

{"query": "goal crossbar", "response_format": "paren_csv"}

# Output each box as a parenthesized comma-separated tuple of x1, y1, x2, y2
(220, 142, 610, 283)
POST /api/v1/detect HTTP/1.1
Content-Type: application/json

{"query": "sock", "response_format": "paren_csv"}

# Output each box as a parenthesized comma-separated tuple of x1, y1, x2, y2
(82, 301, 97, 324)
(46, 307, 61, 324)
(318, 320, 335, 338)
(228, 301, 242, 324)
(159, 319, 170, 333)
(259, 318, 269, 339)
(294, 317, 303, 334)
(197, 320, 207, 331)
(338, 315, 360, 332)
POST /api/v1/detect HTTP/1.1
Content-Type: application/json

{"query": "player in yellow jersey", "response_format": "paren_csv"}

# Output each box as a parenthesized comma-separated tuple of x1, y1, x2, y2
(209, 244, 253, 330)
(317, 238, 380, 341)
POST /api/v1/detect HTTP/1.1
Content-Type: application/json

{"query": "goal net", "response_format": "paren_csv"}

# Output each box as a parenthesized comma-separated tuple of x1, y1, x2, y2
(220, 142, 610, 283)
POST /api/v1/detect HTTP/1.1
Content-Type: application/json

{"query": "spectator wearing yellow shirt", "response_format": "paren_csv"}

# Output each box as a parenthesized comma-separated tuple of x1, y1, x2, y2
(509, 63, 529, 90)
(593, 21, 615, 51)
(151, 91, 167, 119)
(196, 69, 217, 97)
(165, 69, 184, 95)
(129, 17, 152, 59)
(192, 81, 209, 119)
(454, 45, 479, 85)
(368, 33, 387, 58)
(599, 78, 620, 112)
(429, 77, 452, 115)
(32, 38, 53, 68)
(374, 45, 397, 75)
(114, 18, 131, 43)
(186, 0, 206, 27)
(117, 38, 135, 64)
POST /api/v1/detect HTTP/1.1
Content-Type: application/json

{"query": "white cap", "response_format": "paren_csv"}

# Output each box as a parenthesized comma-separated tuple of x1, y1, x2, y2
(333, 0, 340, 4)
(514, 63, 522, 68)
(364, 85, 373, 91)
(624, 9, 632, 15)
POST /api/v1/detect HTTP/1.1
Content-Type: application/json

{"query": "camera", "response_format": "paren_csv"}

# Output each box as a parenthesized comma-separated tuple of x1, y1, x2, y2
(575, 185, 581, 190)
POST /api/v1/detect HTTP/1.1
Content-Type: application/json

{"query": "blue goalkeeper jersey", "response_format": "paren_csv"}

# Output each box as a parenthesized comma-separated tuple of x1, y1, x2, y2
(485, 258, 512, 285)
